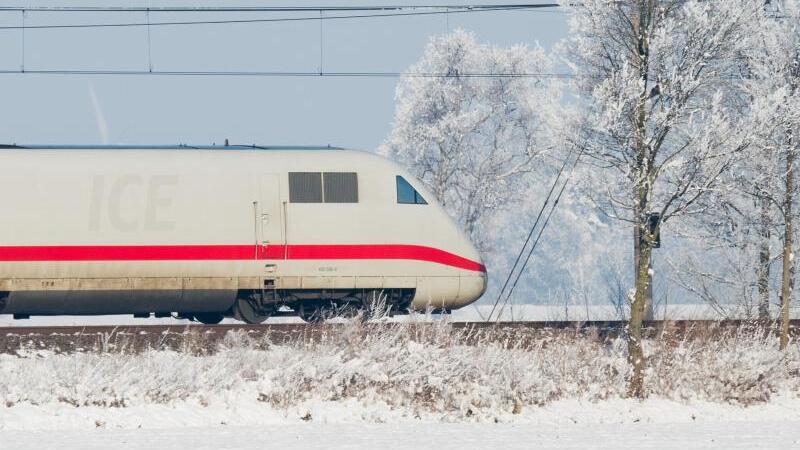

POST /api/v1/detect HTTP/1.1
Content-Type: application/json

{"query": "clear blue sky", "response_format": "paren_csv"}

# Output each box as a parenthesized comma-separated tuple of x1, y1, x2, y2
(0, 1, 566, 150)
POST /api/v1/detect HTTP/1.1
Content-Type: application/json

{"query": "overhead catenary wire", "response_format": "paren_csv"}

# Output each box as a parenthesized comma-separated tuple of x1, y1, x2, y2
(0, 3, 567, 78)
(485, 147, 576, 322)
(0, 4, 561, 13)
(0, 4, 561, 31)
(0, 69, 745, 81)
(488, 147, 584, 323)
(0, 69, 575, 78)
(494, 148, 584, 322)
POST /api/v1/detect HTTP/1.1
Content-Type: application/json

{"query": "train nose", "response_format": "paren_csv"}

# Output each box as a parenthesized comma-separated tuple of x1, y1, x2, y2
(409, 243, 487, 312)
(446, 235, 487, 309)
(458, 271, 487, 307)
(447, 239, 488, 309)
(453, 241, 487, 308)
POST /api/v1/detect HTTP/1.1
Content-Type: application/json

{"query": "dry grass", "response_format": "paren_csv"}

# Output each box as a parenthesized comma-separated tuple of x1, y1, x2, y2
(0, 319, 797, 419)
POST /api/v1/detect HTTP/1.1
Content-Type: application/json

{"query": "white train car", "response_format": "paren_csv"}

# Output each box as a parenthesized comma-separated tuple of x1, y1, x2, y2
(0, 145, 486, 323)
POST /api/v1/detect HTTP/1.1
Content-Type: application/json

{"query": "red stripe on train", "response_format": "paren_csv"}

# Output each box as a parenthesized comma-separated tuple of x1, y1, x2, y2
(0, 244, 486, 273)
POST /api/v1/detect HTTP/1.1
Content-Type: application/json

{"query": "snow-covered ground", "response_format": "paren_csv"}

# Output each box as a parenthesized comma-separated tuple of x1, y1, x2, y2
(6, 423, 798, 450)
(3, 393, 800, 431)
(3, 400, 800, 449)
(2, 320, 798, 448)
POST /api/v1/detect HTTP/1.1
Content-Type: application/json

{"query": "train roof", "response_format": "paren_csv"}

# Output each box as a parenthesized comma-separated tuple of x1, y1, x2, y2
(0, 144, 345, 151)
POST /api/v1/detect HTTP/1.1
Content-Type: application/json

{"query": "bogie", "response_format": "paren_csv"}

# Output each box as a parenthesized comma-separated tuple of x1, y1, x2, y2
(192, 312, 225, 325)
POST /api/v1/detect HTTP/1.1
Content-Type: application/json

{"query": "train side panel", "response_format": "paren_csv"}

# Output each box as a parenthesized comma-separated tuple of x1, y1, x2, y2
(0, 149, 485, 317)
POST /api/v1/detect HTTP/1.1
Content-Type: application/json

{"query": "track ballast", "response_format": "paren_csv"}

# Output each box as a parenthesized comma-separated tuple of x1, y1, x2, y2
(1, 320, 798, 354)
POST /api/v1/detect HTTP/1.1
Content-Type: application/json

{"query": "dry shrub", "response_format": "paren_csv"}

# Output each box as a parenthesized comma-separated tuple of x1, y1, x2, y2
(646, 325, 799, 404)
(0, 320, 797, 420)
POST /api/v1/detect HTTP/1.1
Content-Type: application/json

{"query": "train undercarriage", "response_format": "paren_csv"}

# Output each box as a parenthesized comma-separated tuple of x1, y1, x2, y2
(0, 287, 418, 324)
(219, 288, 415, 324)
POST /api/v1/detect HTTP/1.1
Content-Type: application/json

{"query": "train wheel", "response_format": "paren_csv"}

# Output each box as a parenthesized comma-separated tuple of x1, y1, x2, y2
(233, 298, 270, 324)
(193, 312, 224, 325)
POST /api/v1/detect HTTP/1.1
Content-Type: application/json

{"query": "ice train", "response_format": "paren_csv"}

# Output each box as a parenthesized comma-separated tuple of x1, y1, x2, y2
(0, 145, 486, 323)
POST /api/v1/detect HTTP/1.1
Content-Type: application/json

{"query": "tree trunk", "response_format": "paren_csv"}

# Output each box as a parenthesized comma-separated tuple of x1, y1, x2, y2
(634, 226, 655, 319)
(628, 0, 655, 399)
(629, 217, 652, 398)
(780, 132, 795, 351)
(757, 191, 771, 320)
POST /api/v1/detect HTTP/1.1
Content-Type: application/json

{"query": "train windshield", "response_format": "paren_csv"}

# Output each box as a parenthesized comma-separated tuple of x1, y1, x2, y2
(396, 176, 427, 205)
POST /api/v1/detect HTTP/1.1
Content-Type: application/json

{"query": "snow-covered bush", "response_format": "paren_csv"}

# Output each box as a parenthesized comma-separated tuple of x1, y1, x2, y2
(646, 326, 799, 404)
(0, 321, 797, 421)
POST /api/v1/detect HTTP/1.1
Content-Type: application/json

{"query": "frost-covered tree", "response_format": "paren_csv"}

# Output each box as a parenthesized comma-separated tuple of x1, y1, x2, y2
(672, 1, 800, 347)
(560, 0, 758, 397)
(664, 2, 800, 335)
(743, 0, 800, 348)
(380, 29, 555, 250)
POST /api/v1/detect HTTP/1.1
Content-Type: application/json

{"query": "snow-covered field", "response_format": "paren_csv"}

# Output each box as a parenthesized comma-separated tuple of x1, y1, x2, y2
(2, 320, 799, 448)
(4, 324, 798, 413)
(3, 406, 800, 449)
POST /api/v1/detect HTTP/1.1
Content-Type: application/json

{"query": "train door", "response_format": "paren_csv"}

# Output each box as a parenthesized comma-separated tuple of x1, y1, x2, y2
(236, 174, 284, 323)
(258, 174, 285, 265)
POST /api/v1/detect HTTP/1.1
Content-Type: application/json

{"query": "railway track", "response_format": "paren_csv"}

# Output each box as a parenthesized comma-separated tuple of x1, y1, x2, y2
(2, 320, 797, 354)
(3, 318, 800, 334)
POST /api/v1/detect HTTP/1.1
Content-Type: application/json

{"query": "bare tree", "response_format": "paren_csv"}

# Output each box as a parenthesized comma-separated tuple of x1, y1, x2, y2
(560, 0, 757, 397)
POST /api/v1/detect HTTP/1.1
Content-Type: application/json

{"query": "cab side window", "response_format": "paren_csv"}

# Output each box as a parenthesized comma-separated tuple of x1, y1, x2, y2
(396, 176, 427, 205)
